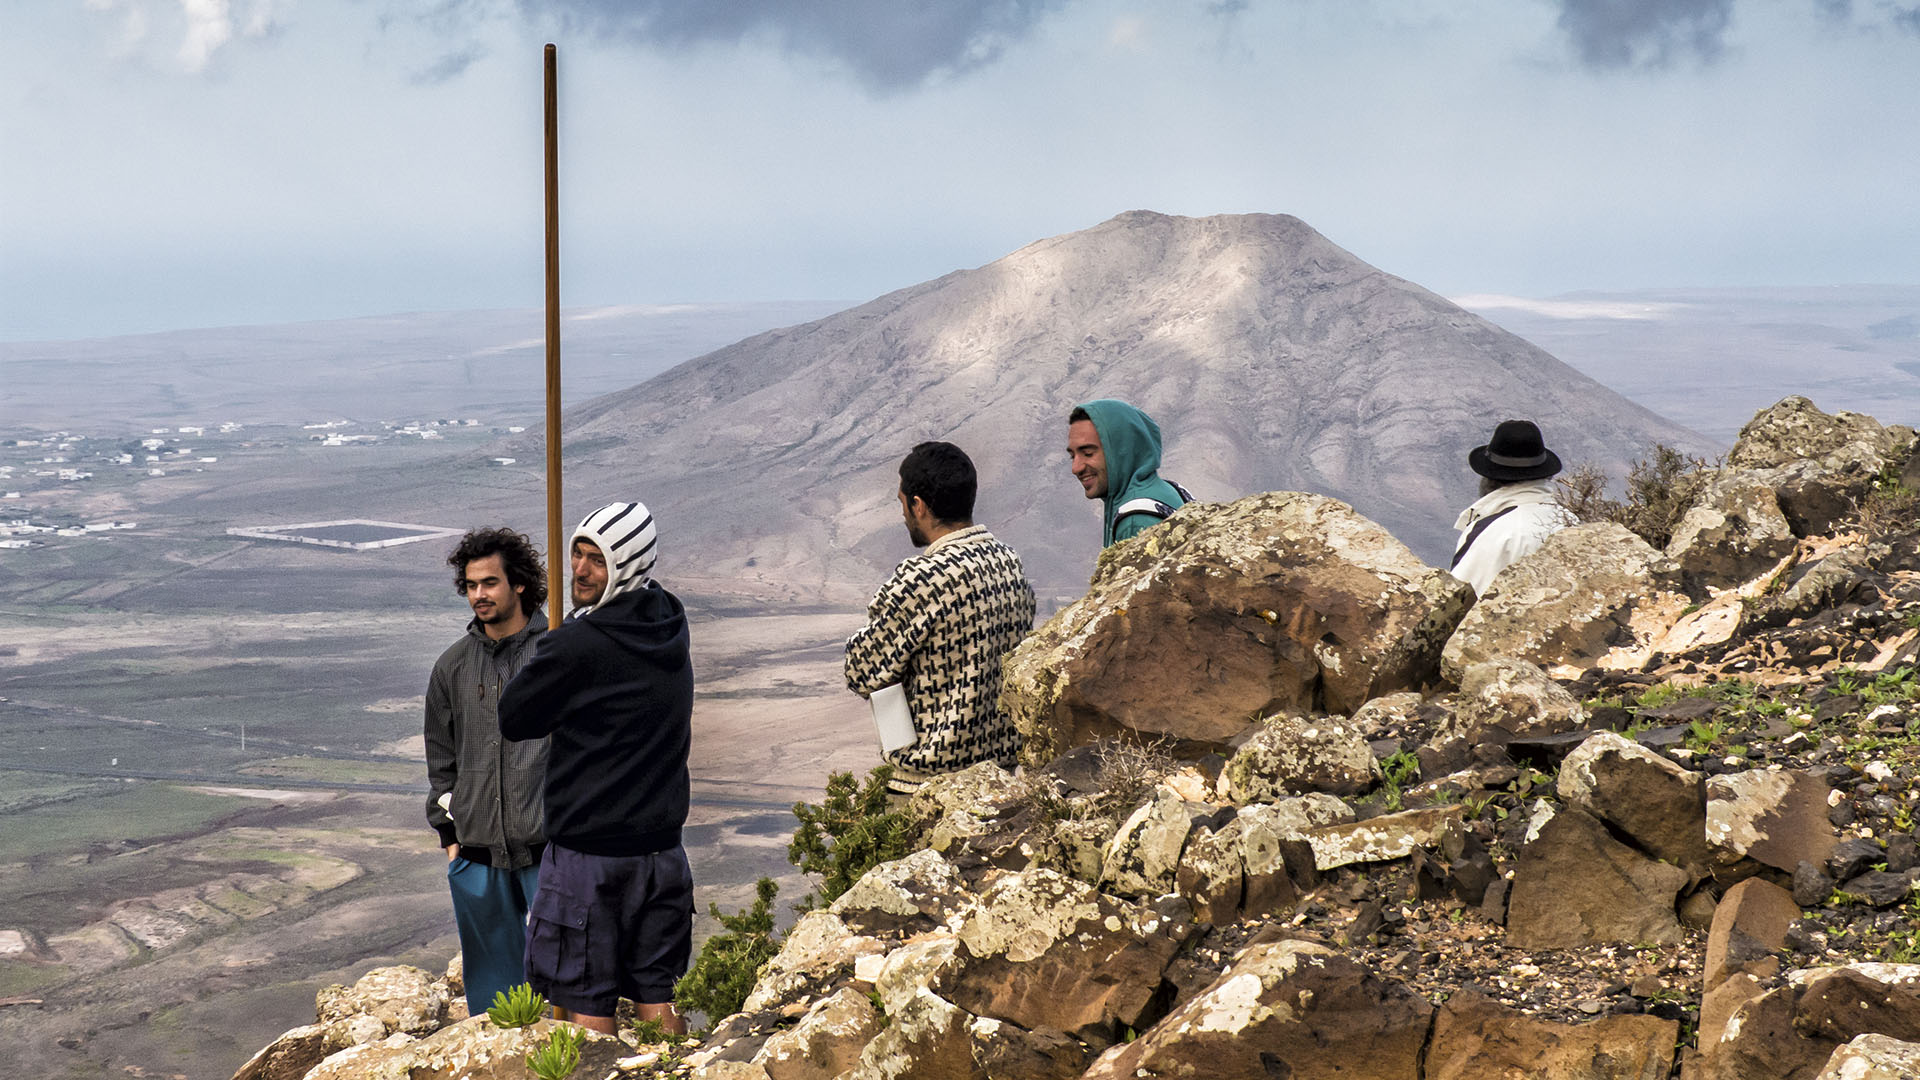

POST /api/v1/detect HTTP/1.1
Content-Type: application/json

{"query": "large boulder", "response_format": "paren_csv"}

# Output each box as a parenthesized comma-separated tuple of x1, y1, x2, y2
(1558, 731, 1711, 874)
(1001, 492, 1473, 765)
(1441, 523, 1685, 682)
(1425, 990, 1677, 1080)
(230, 1024, 326, 1080)
(1507, 805, 1689, 948)
(1666, 471, 1798, 591)
(1705, 767, 1840, 873)
(1080, 940, 1433, 1080)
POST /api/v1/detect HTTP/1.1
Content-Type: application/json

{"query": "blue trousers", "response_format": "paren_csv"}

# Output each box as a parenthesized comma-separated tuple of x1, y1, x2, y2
(447, 856, 542, 1017)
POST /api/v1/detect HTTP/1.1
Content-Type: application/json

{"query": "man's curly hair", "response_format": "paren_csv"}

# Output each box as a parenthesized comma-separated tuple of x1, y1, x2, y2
(447, 527, 547, 615)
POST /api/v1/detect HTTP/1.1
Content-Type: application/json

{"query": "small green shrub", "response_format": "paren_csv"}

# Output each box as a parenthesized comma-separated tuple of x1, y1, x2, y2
(1379, 751, 1421, 811)
(487, 982, 548, 1028)
(788, 766, 914, 905)
(1556, 445, 1712, 549)
(629, 1017, 688, 1047)
(1684, 719, 1725, 752)
(675, 876, 782, 1028)
(525, 1024, 585, 1080)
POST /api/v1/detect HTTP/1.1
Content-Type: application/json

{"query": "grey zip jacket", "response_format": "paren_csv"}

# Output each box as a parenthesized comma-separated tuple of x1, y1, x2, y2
(424, 612, 548, 868)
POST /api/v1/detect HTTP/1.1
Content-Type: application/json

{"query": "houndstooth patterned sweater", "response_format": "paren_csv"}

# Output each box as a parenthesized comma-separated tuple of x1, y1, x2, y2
(845, 525, 1037, 791)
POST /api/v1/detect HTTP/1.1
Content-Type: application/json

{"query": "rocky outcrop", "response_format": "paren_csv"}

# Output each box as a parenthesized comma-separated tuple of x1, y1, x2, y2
(1723, 395, 1912, 535)
(1002, 491, 1472, 765)
(241, 394, 1920, 1080)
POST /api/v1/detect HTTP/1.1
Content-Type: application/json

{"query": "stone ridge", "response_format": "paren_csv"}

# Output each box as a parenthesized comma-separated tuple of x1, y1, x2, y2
(243, 395, 1920, 1079)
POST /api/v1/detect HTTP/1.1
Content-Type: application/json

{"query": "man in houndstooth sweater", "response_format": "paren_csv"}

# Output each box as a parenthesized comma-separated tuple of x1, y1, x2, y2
(845, 441, 1038, 798)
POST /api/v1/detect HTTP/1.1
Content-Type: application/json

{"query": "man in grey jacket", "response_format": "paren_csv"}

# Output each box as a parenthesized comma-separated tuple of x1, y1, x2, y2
(425, 527, 549, 1016)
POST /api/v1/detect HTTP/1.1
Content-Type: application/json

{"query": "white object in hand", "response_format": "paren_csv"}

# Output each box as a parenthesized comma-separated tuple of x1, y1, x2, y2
(869, 683, 918, 755)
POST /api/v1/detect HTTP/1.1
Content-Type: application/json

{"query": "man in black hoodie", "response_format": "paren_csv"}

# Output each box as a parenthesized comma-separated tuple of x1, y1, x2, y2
(500, 501, 693, 1035)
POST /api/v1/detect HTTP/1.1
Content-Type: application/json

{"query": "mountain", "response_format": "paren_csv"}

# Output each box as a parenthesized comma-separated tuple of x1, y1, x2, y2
(501, 211, 1711, 599)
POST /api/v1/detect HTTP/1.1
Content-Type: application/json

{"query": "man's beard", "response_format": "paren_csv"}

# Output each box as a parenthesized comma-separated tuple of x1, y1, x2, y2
(906, 520, 930, 547)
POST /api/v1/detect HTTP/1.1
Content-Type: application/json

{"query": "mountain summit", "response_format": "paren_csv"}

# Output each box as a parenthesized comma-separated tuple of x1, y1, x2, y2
(542, 211, 1708, 597)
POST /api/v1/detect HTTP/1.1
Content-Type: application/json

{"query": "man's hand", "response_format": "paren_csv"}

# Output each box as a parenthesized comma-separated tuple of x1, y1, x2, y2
(445, 843, 461, 862)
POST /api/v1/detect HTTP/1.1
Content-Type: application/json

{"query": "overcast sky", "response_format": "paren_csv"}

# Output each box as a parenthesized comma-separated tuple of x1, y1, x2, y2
(3, 0, 1917, 341)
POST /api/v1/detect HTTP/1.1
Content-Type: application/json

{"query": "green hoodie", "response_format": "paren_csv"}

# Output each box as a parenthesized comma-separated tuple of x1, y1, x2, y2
(1076, 398, 1187, 547)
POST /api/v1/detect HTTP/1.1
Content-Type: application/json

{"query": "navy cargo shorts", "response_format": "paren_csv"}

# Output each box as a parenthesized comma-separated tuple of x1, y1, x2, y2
(523, 842, 695, 1015)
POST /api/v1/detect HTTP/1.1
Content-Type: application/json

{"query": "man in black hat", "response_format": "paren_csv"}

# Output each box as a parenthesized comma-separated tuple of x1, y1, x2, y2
(1449, 419, 1576, 597)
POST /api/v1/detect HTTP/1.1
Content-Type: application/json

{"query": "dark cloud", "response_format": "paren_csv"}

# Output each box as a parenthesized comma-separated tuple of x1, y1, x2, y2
(1896, 5, 1920, 33)
(1554, 0, 1735, 69)
(411, 46, 486, 85)
(526, 0, 1069, 93)
(1813, 0, 1853, 20)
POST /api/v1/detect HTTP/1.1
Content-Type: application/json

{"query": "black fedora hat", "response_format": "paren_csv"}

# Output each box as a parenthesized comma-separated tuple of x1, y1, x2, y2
(1469, 420, 1562, 481)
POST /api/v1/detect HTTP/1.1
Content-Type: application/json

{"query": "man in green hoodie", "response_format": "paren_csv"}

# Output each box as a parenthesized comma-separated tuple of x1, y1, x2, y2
(1067, 399, 1190, 547)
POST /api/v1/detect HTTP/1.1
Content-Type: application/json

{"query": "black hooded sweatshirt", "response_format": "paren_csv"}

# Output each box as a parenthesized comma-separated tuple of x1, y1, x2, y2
(498, 582, 692, 856)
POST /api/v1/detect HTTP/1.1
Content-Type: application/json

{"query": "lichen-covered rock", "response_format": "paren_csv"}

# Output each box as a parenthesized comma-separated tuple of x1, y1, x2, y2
(1558, 731, 1711, 874)
(1425, 990, 1678, 1080)
(905, 761, 1018, 827)
(1080, 940, 1433, 1080)
(1305, 804, 1465, 871)
(312, 965, 449, 1053)
(828, 849, 973, 936)
(741, 910, 889, 1014)
(1706, 767, 1840, 873)
(1667, 472, 1797, 590)
(1507, 805, 1688, 948)
(1350, 690, 1426, 736)
(753, 987, 882, 1080)
(303, 1016, 625, 1080)
(1443, 657, 1587, 747)
(939, 868, 1192, 1038)
(1441, 523, 1684, 681)
(1002, 491, 1473, 765)
(1813, 1034, 1920, 1079)
(1724, 395, 1911, 535)
(1222, 713, 1380, 801)
(1100, 784, 1207, 898)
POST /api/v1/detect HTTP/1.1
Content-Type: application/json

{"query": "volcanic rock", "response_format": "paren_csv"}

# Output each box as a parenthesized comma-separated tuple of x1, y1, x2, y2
(1441, 523, 1684, 681)
(1221, 712, 1381, 801)
(1507, 806, 1689, 948)
(1079, 940, 1433, 1080)
(1002, 491, 1472, 765)
(1425, 990, 1678, 1080)
(1558, 731, 1711, 873)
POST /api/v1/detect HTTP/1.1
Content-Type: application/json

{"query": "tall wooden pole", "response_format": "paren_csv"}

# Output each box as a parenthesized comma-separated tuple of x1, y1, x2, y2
(543, 43, 564, 630)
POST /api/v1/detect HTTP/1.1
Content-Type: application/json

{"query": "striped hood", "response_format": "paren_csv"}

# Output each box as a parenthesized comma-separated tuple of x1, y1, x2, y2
(569, 501, 658, 618)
